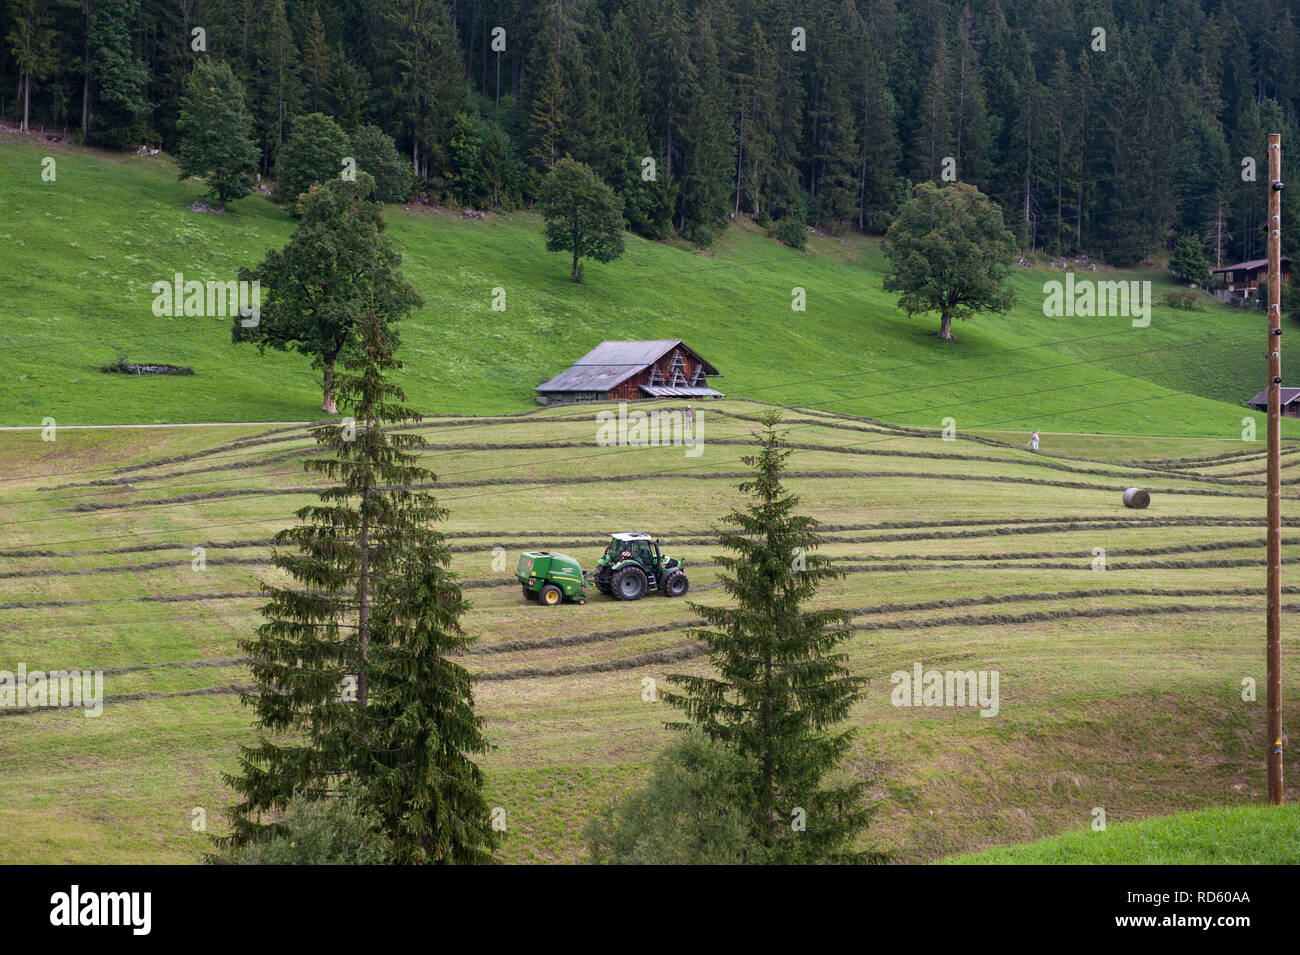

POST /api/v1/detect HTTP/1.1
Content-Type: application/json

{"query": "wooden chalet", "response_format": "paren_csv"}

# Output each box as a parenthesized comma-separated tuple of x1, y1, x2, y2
(1212, 257, 1291, 302)
(535, 340, 724, 405)
(1247, 387, 1300, 417)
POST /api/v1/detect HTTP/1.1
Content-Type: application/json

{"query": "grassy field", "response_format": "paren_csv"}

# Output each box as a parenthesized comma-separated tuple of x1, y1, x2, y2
(1, 400, 1296, 863)
(944, 806, 1300, 864)
(2, 132, 1296, 865)
(0, 131, 1291, 440)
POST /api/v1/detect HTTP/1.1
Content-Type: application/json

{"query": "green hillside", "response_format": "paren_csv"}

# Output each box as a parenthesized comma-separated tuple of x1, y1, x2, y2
(0, 133, 1282, 439)
(944, 806, 1300, 864)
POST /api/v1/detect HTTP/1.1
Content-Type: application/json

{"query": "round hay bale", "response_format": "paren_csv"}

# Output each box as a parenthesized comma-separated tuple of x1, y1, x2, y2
(1122, 487, 1150, 509)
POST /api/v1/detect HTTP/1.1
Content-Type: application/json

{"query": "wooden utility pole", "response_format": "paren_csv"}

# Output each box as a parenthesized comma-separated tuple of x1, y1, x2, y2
(1266, 133, 1284, 805)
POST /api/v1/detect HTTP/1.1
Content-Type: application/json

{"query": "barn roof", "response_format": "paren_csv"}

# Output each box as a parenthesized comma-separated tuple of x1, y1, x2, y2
(535, 340, 721, 393)
(1212, 256, 1291, 274)
(1246, 387, 1300, 406)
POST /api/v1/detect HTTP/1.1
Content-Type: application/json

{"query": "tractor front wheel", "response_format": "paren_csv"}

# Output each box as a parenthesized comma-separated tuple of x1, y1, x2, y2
(612, 566, 648, 601)
(539, 584, 564, 606)
(663, 571, 689, 597)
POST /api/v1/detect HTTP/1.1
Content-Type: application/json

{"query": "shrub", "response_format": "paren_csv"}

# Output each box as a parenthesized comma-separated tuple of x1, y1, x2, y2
(212, 791, 394, 865)
(691, 225, 716, 250)
(586, 732, 755, 864)
(771, 218, 808, 249)
(1159, 290, 1203, 311)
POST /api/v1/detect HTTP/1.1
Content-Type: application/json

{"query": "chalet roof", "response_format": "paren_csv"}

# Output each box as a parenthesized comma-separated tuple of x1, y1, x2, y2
(1246, 388, 1300, 406)
(535, 340, 722, 393)
(1212, 256, 1291, 274)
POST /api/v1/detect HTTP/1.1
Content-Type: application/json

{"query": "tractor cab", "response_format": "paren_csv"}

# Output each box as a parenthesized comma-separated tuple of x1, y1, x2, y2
(594, 532, 688, 601)
(605, 533, 659, 568)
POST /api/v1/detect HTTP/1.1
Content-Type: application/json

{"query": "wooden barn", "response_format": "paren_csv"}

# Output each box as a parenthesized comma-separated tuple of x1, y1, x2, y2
(1211, 257, 1291, 302)
(535, 340, 724, 405)
(1247, 387, 1300, 417)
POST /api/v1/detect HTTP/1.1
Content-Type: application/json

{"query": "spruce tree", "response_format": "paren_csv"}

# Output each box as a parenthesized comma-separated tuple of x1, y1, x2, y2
(300, 9, 330, 114)
(663, 411, 880, 864)
(528, 51, 569, 171)
(250, 0, 300, 170)
(86, 0, 151, 148)
(676, 3, 733, 243)
(375, 0, 466, 180)
(360, 511, 499, 864)
(856, 42, 899, 233)
(6, 0, 60, 134)
(219, 308, 496, 864)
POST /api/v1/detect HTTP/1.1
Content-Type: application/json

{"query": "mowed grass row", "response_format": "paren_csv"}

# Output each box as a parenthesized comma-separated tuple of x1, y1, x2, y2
(1, 401, 1297, 863)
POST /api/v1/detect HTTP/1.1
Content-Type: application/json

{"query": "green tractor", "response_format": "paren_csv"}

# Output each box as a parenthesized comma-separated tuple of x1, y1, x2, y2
(516, 551, 589, 606)
(593, 532, 689, 601)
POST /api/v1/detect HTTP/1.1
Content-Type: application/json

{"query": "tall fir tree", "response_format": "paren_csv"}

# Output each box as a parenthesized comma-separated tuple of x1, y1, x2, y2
(7, 0, 60, 133)
(85, 0, 149, 147)
(376, 0, 465, 179)
(527, 50, 568, 171)
(675, 1, 733, 241)
(220, 306, 496, 864)
(663, 411, 879, 864)
(911, 29, 954, 184)
(855, 40, 898, 232)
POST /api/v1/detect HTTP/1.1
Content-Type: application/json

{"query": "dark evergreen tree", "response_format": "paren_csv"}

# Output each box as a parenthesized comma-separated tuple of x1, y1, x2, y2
(86, 0, 149, 147)
(375, 0, 465, 180)
(674, 1, 733, 243)
(662, 410, 880, 865)
(6, 0, 59, 133)
(220, 305, 496, 865)
(250, 0, 299, 171)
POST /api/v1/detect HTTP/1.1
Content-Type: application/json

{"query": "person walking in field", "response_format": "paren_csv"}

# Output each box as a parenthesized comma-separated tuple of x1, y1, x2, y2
(1028, 430, 1040, 452)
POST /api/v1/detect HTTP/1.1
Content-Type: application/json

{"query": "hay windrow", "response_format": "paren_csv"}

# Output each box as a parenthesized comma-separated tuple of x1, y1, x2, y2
(59, 468, 1270, 513)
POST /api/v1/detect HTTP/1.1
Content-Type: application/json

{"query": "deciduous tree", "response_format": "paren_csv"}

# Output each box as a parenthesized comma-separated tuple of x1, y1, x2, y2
(882, 181, 1017, 340)
(176, 59, 258, 210)
(537, 157, 625, 282)
(234, 174, 421, 412)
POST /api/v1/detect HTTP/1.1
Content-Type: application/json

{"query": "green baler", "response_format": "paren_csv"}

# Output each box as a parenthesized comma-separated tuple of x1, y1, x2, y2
(516, 551, 588, 606)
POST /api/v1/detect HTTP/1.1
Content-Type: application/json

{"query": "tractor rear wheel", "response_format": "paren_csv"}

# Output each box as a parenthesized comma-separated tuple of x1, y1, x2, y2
(612, 566, 648, 601)
(539, 584, 564, 606)
(662, 570, 689, 597)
